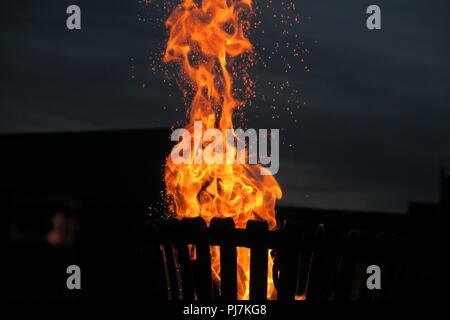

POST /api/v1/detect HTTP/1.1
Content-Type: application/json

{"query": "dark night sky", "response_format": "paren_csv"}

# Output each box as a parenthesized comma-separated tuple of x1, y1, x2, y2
(1, 0, 449, 213)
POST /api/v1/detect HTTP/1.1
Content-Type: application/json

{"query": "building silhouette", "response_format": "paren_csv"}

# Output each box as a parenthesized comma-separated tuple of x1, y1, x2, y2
(408, 167, 450, 216)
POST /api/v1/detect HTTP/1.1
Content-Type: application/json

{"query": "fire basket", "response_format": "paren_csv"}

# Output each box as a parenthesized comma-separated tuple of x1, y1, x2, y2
(145, 215, 418, 300)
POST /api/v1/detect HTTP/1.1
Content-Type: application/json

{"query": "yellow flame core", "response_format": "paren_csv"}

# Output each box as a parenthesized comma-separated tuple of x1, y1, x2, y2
(163, 0, 282, 300)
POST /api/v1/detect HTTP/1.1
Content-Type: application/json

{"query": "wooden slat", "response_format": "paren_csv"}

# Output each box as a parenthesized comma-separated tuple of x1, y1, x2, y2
(335, 230, 374, 300)
(334, 230, 362, 300)
(305, 224, 337, 300)
(175, 241, 195, 300)
(181, 217, 213, 300)
(162, 243, 179, 300)
(247, 220, 268, 300)
(360, 233, 404, 300)
(276, 221, 301, 300)
(160, 219, 181, 300)
(211, 217, 237, 300)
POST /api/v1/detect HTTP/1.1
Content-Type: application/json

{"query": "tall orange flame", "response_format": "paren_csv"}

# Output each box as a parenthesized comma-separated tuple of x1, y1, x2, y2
(163, 0, 282, 299)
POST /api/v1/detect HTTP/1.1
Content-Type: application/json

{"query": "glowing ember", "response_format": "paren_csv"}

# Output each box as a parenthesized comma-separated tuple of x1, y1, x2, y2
(163, 0, 282, 299)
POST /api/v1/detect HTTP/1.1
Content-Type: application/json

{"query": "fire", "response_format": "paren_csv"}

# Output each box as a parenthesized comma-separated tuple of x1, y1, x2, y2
(163, 0, 282, 299)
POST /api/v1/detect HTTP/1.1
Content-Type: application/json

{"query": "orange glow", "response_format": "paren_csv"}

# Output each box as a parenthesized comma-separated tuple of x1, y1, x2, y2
(163, 0, 282, 300)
